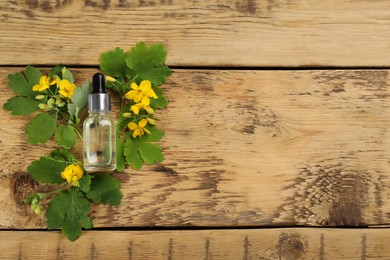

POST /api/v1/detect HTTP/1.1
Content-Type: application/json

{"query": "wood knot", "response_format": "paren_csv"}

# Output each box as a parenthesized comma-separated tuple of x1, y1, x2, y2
(276, 232, 308, 259)
(11, 172, 38, 205)
(274, 161, 384, 226)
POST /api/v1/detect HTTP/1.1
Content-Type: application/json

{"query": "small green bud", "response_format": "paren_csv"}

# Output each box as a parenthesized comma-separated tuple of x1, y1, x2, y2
(145, 107, 155, 114)
(38, 103, 48, 110)
(34, 205, 42, 215)
(47, 98, 54, 108)
(35, 95, 45, 100)
(55, 97, 63, 105)
(122, 112, 132, 118)
(147, 118, 156, 125)
(61, 66, 67, 75)
(105, 76, 116, 82)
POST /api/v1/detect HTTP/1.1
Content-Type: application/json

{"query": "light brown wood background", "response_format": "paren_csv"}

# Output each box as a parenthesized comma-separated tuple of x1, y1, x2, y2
(1, 0, 390, 259)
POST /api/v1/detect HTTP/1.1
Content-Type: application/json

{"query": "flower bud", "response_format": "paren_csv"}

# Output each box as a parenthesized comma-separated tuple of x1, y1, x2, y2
(35, 95, 45, 100)
(122, 112, 132, 118)
(47, 98, 54, 108)
(145, 107, 155, 114)
(147, 118, 156, 125)
(55, 97, 63, 105)
(39, 103, 48, 110)
(105, 76, 116, 82)
(34, 205, 42, 215)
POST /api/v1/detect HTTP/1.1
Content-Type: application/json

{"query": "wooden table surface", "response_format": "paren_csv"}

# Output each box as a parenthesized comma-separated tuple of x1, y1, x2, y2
(1, 1, 390, 259)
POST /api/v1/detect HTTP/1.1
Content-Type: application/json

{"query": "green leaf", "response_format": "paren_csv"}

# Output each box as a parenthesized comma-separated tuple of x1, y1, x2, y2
(50, 148, 76, 163)
(139, 66, 171, 86)
(124, 137, 143, 170)
(79, 216, 93, 229)
(7, 67, 39, 98)
(3, 96, 40, 115)
(137, 142, 164, 164)
(150, 86, 168, 109)
(78, 173, 91, 193)
(27, 156, 67, 184)
(116, 137, 126, 172)
(24, 66, 42, 86)
(68, 80, 91, 124)
(48, 65, 64, 77)
(86, 173, 122, 206)
(45, 188, 92, 241)
(137, 126, 164, 142)
(100, 47, 130, 78)
(126, 42, 171, 85)
(55, 125, 77, 149)
(26, 112, 57, 144)
(61, 67, 74, 83)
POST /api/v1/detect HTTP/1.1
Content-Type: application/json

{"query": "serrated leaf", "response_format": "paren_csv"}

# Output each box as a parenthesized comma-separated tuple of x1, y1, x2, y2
(126, 42, 171, 85)
(86, 173, 122, 206)
(100, 47, 129, 78)
(68, 80, 91, 124)
(55, 125, 77, 149)
(150, 86, 168, 109)
(78, 173, 91, 193)
(3, 96, 41, 115)
(116, 137, 126, 172)
(124, 137, 143, 170)
(137, 126, 164, 142)
(26, 113, 57, 144)
(48, 65, 64, 77)
(8, 66, 42, 98)
(150, 87, 168, 108)
(129, 42, 167, 67)
(79, 216, 93, 229)
(137, 142, 164, 164)
(139, 66, 171, 86)
(27, 156, 68, 184)
(45, 188, 92, 241)
(50, 148, 76, 163)
(24, 66, 42, 86)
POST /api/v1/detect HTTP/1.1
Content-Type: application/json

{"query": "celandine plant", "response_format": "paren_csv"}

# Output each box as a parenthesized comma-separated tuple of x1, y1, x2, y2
(3, 41, 171, 241)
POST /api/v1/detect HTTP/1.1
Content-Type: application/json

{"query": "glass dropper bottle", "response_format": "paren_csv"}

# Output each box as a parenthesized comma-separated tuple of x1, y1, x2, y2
(83, 73, 116, 172)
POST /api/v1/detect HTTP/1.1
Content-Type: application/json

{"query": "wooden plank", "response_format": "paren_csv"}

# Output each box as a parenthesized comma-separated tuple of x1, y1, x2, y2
(1, 67, 390, 228)
(0, 1, 389, 67)
(1, 228, 390, 259)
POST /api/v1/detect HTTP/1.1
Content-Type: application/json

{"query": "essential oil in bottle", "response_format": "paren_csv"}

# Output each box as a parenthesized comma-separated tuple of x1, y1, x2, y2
(83, 73, 116, 172)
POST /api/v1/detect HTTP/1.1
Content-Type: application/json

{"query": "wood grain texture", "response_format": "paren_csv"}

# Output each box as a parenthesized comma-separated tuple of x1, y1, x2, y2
(0, 0, 389, 67)
(1, 67, 390, 229)
(1, 228, 390, 259)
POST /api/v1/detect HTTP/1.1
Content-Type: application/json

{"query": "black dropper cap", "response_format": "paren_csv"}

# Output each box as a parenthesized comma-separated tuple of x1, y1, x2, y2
(88, 73, 110, 112)
(92, 73, 106, 93)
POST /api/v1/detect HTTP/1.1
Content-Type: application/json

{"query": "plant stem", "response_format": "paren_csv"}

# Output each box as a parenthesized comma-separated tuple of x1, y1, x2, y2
(129, 75, 139, 83)
(74, 126, 83, 141)
(44, 182, 70, 199)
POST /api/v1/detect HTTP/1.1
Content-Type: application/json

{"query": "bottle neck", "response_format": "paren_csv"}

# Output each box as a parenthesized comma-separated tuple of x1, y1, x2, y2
(88, 111, 111, 116)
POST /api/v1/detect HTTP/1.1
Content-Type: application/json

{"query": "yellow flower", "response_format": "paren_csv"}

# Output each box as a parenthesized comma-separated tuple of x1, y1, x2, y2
(61, 164, 83, 187)
(128, 118, 151, 138)
(124, 80, 158, 106)
(130, 103, 154, 115)
(32, 76, 58, 92)
(59, 79, 77, 99)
